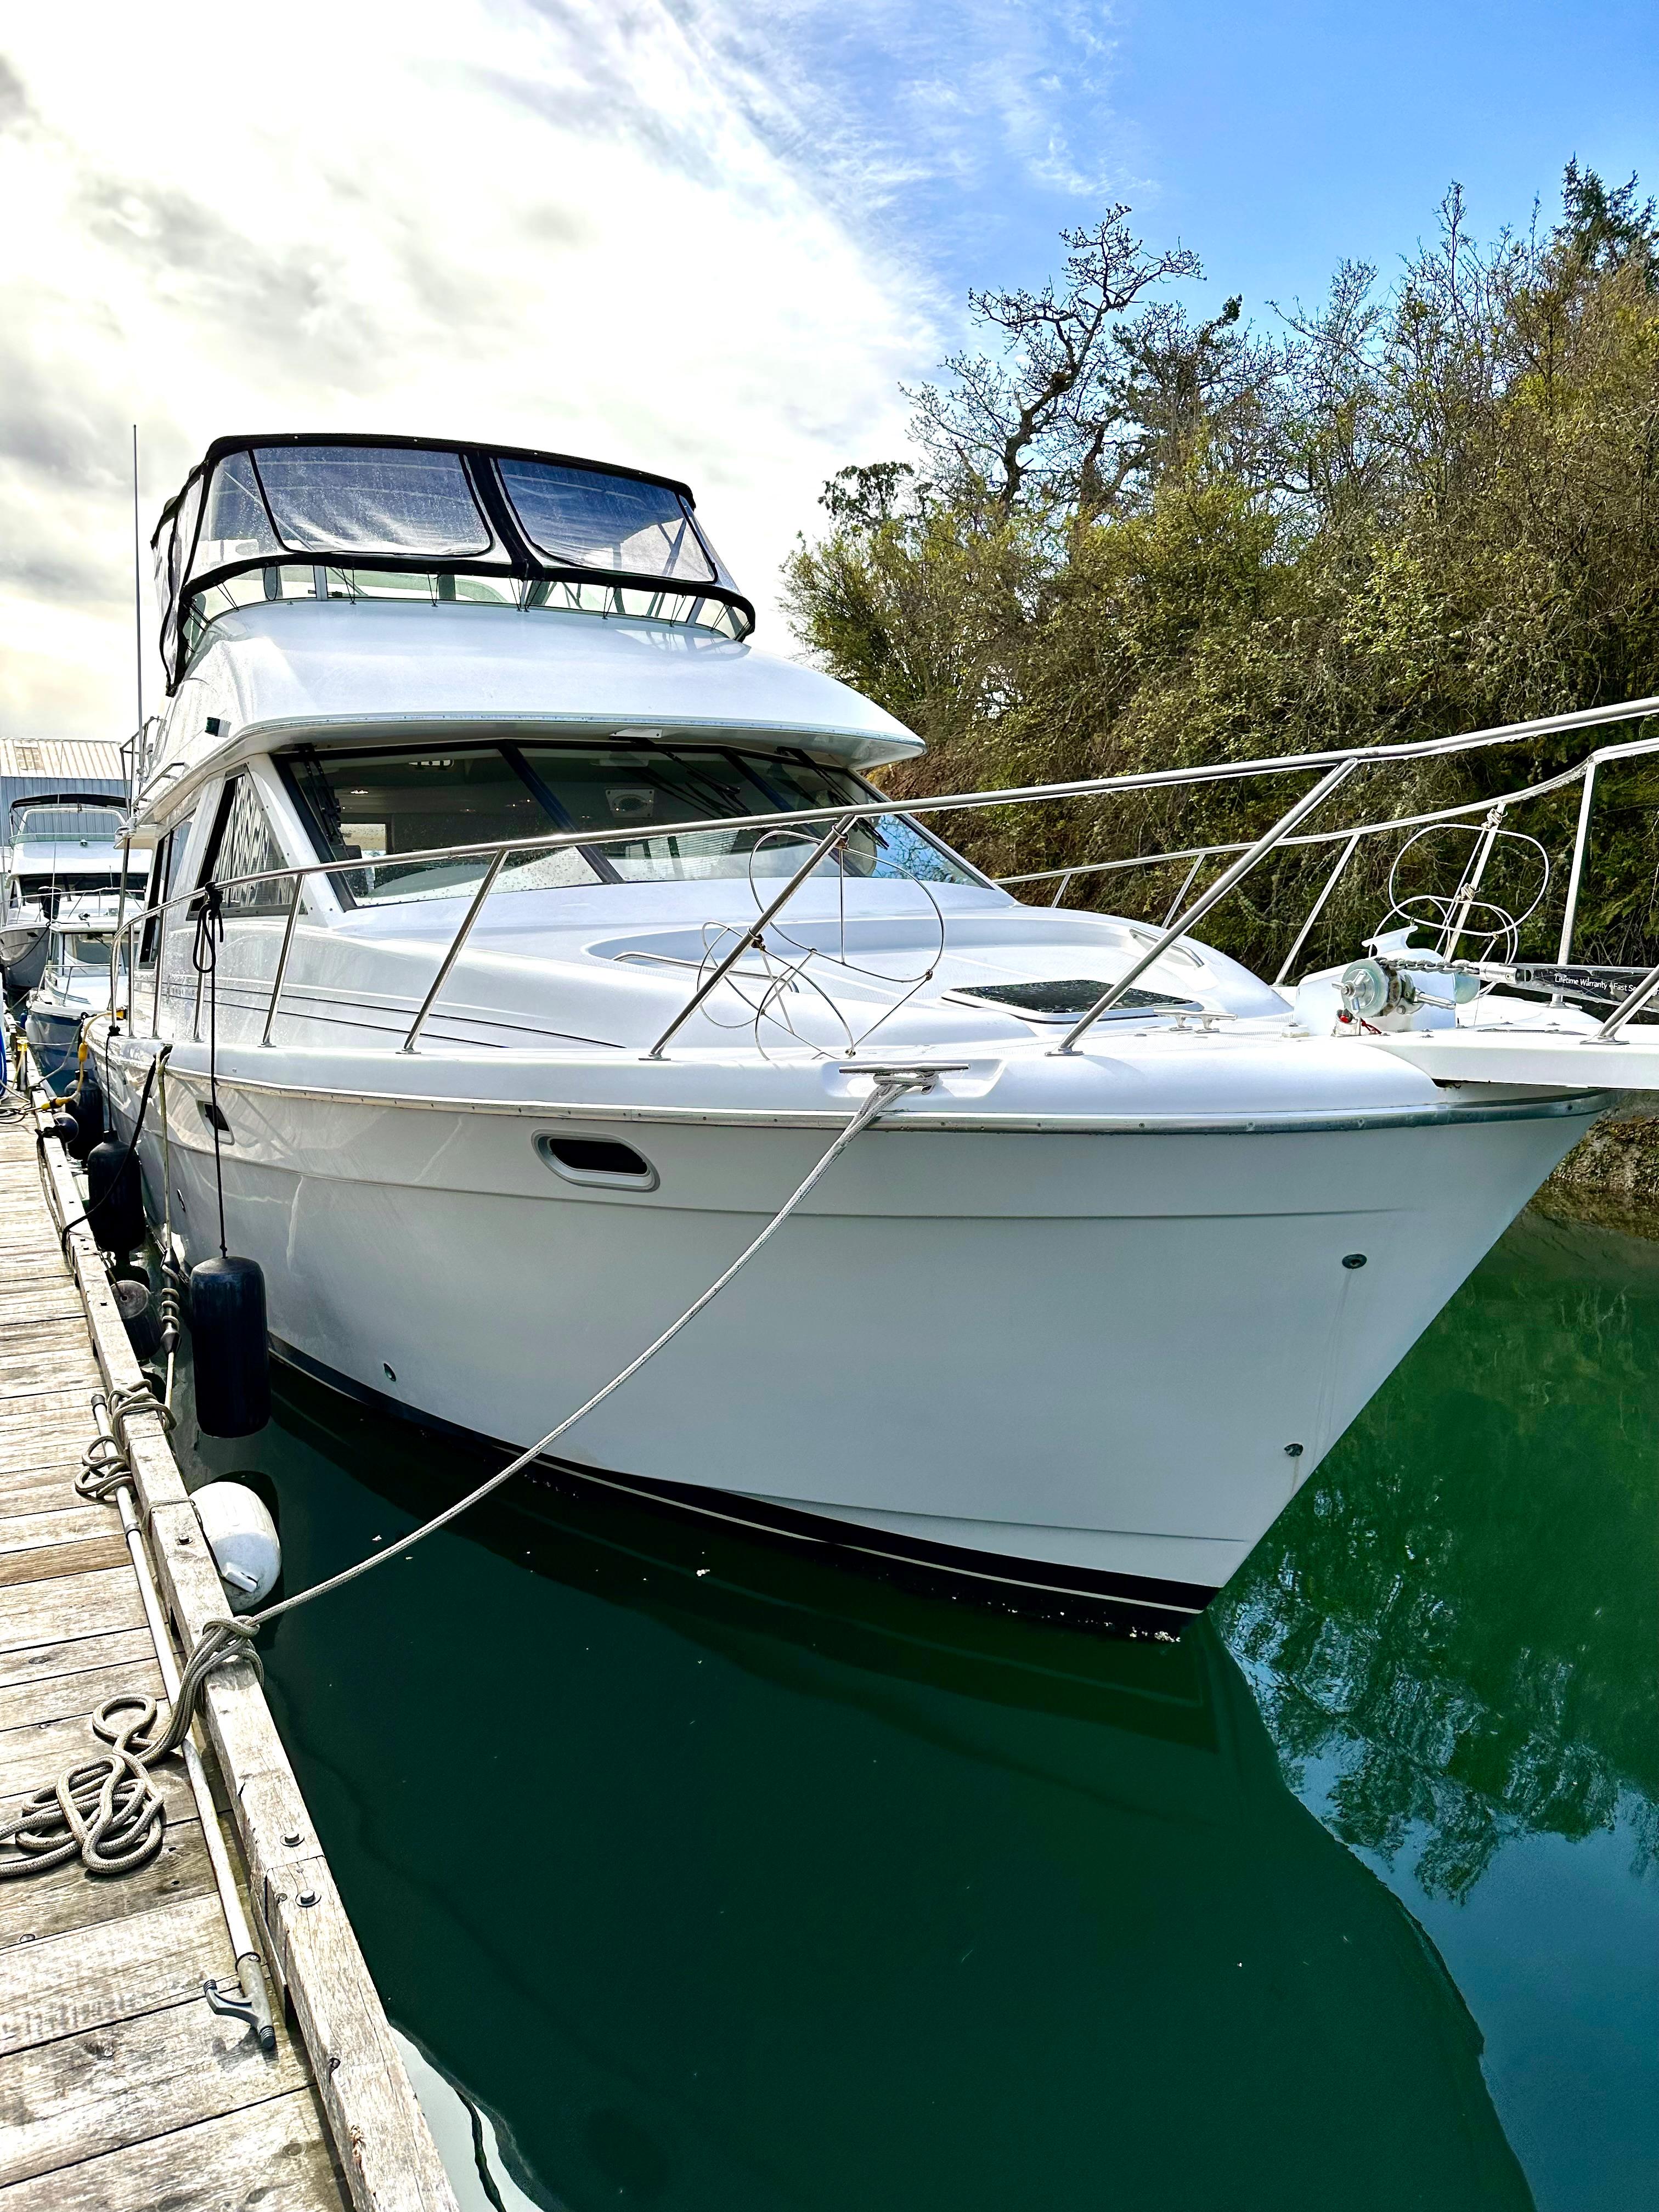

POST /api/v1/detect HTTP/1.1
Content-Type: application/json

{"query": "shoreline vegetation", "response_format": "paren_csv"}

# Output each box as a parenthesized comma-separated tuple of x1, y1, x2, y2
(1543, 1097, 1659, 1232)
(783, 163, 1659, 1217)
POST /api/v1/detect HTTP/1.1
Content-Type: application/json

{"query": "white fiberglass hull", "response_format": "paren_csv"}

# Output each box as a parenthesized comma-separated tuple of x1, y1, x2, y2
(0, 923, 47, 996)
(100, 1035, 1599, 1630)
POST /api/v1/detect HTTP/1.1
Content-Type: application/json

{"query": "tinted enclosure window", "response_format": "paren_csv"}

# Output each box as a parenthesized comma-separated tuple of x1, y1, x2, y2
(283, 743, 976, 899)
(139, 809, 198, 962)
(252, 447, 492, 558)
(282, 748, 601, 907)
(203, 778, 292, 917)
(498, 460, 715, 583)
(518, 745, 978, 884)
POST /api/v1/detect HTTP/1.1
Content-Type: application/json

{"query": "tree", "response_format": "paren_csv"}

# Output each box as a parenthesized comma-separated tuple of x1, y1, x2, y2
(905, 210, 1200, 518)
(785, 167, 1659, 975)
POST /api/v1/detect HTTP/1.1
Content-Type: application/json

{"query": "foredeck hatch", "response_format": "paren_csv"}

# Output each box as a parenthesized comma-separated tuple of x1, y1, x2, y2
(950, 979, 1204, 1020)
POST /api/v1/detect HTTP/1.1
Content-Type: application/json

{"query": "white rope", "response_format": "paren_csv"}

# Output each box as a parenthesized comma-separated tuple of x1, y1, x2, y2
(249, 1070, 926, 1628)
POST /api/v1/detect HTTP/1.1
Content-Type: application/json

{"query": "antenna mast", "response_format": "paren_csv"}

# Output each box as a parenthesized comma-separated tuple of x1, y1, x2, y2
(131, 425, 143, 747)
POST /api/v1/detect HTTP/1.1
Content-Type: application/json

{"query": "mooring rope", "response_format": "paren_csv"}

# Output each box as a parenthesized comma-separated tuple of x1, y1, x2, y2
(48, 1045, 165, 1255)
(247, 1069, 927, 1628)
(3, 1071, 926, 1881)
(0, 1695, 171, 1879)
(189, 883, 229, 1257)
(0, 1397, 256, 1882)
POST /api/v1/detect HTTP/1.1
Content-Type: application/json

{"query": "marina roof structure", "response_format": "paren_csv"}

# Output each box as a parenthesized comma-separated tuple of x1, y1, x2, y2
(0, 739, 128, 829)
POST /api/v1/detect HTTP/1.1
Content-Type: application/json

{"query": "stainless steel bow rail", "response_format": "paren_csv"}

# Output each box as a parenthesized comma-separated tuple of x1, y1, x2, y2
(109, 692, 1659, 1057)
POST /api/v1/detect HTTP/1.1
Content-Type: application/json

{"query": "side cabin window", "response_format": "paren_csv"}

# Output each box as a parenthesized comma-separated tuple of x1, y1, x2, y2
(139, 809, 199, 963)
(200, 776, 293, 917)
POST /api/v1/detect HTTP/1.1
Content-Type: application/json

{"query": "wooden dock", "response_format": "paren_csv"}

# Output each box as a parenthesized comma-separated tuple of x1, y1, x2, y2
(0, 1096, 458, 2211)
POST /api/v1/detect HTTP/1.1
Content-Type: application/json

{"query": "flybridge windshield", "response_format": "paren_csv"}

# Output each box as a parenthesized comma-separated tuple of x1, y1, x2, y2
(152, 435, 753, 687)
(13, 812, 123, 847)
(200, 447, 492, 565)
(498, 459, 716, 583)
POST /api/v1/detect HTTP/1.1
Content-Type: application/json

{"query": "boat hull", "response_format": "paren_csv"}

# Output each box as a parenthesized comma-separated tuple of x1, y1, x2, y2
(105, 1042, 1600, 1618)
(0, 925, 47, 1001)
(25, 1000, 86, 1093)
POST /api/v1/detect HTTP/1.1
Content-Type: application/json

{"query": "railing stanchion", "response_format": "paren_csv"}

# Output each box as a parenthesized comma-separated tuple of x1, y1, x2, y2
(262, 871, 306, 1046)
(1556, 762, 1598, 966)
(1440, 804, 1506, 960)
(1594, 960, 1659, 1041)
(402, 851, 507, 1053)
(1161, 854, 1205, 928)
(151, 906, 165, 1039)
(1053, 759, 1359, 1055)
(1274, 828, 1363, 988)
(644, 815, 853, 1060)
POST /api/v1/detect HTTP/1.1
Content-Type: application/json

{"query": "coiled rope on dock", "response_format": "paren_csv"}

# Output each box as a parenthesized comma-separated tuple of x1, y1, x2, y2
(0, 1389, 258, 1882)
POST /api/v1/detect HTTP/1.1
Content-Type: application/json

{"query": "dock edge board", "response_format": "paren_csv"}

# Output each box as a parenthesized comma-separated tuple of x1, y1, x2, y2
(25, 1094, 460, 2212)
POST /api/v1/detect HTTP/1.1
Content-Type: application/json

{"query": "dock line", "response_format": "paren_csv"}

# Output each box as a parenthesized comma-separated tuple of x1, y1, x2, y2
(229, 1066, 932, 1634)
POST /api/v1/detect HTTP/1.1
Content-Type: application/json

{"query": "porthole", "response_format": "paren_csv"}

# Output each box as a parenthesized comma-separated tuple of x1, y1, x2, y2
(198, 1099, 235, 1143)
(535, 1132, 658, 1191)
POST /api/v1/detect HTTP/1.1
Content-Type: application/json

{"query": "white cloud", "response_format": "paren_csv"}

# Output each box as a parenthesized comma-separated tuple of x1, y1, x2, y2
(1, 0, 1127, 742)
(0, 0, 944, 739)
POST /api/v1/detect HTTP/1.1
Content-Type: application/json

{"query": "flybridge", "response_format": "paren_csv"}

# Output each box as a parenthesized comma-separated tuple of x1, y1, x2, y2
(150, 433, 755, 690)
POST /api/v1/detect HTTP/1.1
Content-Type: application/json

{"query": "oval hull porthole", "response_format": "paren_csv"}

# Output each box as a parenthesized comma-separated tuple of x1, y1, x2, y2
(535, 1132, 658, 1192)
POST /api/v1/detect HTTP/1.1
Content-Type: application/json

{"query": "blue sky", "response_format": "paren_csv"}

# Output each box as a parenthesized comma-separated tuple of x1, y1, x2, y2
(2, 0, 1654, 740)
(758, 0, 1659, 337)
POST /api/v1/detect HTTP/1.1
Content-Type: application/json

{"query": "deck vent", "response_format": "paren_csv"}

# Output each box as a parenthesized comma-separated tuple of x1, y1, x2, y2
(945, 979, 1204, 1022)
(535, 1133, 658, 1190)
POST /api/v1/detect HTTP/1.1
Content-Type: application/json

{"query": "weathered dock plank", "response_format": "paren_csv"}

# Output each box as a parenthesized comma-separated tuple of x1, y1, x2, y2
(0, 1626, 157, 1696)
(0, 1501, 129, 1553)
(0, 1533, 130, 1590)
(0, 1566, 146, 1657)
(0, 2083, 346, 2210)
(0, 1890, 233, 2056)
(0, 1986, 315, 2187)
(0, 1816, 212, 1948)
(0, 1649, 166, 1733)
(2, 1091, 456, 2210)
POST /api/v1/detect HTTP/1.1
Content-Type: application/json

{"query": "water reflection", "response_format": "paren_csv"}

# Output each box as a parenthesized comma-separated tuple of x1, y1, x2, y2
(184, 1347, 1555, 2209)
(1219, 1207, 1659, 1903)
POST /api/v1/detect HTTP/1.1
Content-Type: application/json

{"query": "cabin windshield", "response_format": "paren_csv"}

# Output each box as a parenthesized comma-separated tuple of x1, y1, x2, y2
(13, 873, 133, 906)
(62, 935, 119, 971)
(280, 741, 979, 908)
(13, 814, 120, 849)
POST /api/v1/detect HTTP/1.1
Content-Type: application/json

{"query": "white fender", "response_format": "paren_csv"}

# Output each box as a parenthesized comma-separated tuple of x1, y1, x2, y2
(191, 1481, 280, 1609)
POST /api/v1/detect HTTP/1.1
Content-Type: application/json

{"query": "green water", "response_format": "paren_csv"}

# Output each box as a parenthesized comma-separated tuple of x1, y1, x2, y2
(177, 1205, 1659, 2211)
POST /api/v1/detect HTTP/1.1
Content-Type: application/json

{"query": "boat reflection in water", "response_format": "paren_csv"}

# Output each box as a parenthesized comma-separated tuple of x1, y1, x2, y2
(222, 1359, 1534, 2212)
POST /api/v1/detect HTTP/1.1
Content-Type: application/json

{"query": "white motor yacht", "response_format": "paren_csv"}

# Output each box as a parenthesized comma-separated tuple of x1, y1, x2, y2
(2, 794, 146, 998)
(89, 435, 1640, 1633)
(24, 920, 126, 1093)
